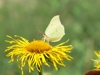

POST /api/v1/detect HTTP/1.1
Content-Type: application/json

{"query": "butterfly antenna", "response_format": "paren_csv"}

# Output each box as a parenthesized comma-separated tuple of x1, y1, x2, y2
(37, 30, 50, 43)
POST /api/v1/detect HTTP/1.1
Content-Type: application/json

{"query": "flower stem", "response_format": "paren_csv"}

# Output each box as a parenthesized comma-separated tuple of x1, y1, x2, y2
(38, 66, 42, 75)
(38, 71, 42, 75)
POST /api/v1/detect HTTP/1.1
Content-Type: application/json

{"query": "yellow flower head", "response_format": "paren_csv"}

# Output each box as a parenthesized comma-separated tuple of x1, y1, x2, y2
(92, 51, 100, 69)
(5, 35, 73, 75)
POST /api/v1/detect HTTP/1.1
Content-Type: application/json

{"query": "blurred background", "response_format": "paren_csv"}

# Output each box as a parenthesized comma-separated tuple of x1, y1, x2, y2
(0, 0, 100, 75)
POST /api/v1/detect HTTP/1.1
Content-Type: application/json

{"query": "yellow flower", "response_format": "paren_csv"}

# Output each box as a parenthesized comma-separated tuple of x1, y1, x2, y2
(5, 35, 73, 75)
(92, 51, 100, 69)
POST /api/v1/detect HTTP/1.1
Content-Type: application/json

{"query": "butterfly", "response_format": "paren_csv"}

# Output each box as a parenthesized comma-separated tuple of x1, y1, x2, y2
(43, 15, 65, 42)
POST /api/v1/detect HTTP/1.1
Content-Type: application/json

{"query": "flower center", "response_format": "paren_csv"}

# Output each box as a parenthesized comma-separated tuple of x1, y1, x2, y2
(25, 40, 52, 53)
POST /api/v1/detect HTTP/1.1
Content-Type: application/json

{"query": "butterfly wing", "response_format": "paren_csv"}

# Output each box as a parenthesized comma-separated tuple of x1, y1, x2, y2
(45, 15, 65, 42)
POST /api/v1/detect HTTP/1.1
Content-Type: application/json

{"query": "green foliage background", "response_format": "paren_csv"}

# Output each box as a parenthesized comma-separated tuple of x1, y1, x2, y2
(0, 0, 100, 75)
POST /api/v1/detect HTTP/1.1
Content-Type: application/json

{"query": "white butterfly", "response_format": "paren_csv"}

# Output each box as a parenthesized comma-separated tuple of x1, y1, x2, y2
(43, 15, 65, 42)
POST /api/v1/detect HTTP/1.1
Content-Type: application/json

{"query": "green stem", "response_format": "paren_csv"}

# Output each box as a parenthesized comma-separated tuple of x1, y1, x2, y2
(38, 71, 42, 75)
(38, 66, 42, 75)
